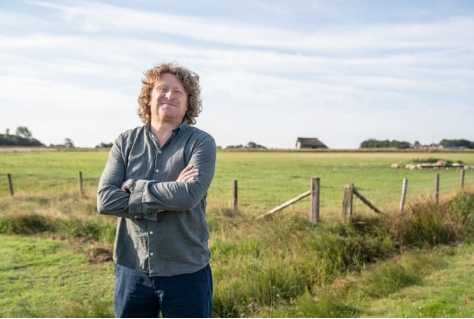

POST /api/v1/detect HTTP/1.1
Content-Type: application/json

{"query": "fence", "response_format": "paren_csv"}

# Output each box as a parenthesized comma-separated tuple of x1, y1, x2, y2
(3, 168, 472, 224)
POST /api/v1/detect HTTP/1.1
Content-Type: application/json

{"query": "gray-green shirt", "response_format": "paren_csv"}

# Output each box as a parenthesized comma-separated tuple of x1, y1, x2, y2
(97, 121, 216, 277)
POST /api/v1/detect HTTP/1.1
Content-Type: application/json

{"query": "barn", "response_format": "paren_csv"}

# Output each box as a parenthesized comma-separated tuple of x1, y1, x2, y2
(295, 137, 328, 149)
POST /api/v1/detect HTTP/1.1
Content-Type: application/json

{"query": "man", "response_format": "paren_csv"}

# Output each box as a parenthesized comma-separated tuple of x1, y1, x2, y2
(97, 62, 216, 318)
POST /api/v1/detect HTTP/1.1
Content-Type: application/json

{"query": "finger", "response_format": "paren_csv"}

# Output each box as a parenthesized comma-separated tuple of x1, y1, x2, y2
(182, 168, 199, 177)
(177, 168, 199, 182)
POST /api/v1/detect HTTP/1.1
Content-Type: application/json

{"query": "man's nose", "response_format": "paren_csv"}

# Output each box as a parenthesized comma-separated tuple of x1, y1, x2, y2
(165, 90, 175, 99)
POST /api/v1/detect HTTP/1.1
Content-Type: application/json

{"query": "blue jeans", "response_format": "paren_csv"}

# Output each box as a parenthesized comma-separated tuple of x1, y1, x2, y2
(114, 264, 213, 318)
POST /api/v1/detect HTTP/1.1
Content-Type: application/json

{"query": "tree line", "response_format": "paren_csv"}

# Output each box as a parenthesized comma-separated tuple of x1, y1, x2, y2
(0, 126, 75, 148)
(360, 138, 474, 149)
(2, 126, 472, 150)
(0, 126, 43, 147)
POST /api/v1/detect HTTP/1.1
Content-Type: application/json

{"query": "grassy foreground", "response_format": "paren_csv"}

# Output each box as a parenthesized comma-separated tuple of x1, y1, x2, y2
(0, 235, 114, 317)
(1, 150, 474, 317)
(2, 234, 474, 317)
(1, 189, 474, 317)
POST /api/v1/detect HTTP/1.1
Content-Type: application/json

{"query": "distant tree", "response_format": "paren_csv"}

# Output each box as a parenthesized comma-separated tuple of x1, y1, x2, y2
(247, 141, 257, 148)
(16, 126, 32, 139)
(439, 139, 473, 149)
(64, 138, 75, 148)
(95, 142, 113, 148)
(246, 141, 266, 149)
(391, 140, 411, 149)
(360, 138, 388, 148)
(5, 128, 9, 136)
(0, 134, 43, 146)
(360, 138, 411, 149)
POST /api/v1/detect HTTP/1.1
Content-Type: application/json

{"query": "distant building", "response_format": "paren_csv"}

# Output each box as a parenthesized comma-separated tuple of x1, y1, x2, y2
(296, 137, 328, 149)
(412, 143, 442, 150)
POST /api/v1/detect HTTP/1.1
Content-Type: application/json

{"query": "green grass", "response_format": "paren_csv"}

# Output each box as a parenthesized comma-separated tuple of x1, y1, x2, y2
(2, 150, 474, 216)
(364, 244, 474, 317)
(1, 149, 474, 317)
(0, 234, 114, 318)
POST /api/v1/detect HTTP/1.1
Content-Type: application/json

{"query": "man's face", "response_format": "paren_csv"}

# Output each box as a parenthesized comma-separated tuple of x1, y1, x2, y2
(149, 73, 188, 125)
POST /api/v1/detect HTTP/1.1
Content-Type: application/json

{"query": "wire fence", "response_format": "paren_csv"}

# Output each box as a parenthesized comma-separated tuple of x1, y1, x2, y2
(2, 168, 473, 221)
(209, 168, 474, 218)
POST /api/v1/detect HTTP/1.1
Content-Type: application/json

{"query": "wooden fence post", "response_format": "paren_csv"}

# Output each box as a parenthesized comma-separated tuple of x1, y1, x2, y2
(310, 177, 320, 224)
(7, 173, 14, 196)
(78, 171, 83, 196)
(400, 178, 408, 214)
(460, 169, 465, 189)
(342, 183, 354, 219)
(233, 180, 238, 211)
(434, 173, 440, 204)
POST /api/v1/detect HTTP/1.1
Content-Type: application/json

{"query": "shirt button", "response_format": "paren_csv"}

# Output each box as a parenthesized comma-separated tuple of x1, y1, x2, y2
(155, 169, 159, 173)
(150, 252, 154, 256)
(149, 231, 153, 235)
(158, 151, 162, 154)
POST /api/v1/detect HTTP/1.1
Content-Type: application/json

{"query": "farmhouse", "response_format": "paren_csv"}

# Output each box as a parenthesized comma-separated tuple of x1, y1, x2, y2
(295, 137, 328, 149)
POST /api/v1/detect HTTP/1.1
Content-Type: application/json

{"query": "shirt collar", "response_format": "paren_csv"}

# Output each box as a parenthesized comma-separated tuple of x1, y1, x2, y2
(145, 120, 190, 134)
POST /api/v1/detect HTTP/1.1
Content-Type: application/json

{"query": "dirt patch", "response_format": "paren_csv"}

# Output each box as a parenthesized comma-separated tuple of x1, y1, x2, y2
(69, 235, 113, 264)
(88, 245, 114, 264)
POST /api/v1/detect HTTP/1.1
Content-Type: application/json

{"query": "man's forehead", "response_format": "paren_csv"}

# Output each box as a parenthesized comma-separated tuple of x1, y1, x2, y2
(153, 73, 183, 85)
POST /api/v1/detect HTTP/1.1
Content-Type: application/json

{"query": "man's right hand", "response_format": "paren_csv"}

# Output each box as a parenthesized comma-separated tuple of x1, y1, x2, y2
(176, 165, 199, 182)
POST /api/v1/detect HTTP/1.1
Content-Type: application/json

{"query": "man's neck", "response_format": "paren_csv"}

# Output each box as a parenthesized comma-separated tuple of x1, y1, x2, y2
(150, 120, 180, 147)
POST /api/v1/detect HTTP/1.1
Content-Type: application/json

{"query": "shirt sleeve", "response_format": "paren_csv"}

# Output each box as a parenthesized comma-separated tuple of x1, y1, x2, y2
(128, 135, 216, 216)
(96, 136, 146, 219)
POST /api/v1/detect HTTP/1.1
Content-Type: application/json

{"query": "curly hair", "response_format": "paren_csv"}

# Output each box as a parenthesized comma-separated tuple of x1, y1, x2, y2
(137, 62, 202, 125)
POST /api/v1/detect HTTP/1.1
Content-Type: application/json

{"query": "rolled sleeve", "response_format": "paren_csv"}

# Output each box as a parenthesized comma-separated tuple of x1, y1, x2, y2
(128, 180, 158, 221)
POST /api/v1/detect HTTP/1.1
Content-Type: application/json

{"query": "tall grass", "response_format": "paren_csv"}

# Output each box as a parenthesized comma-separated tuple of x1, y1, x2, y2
(0, 190, 116, 245)
(4, 189, 473, 316)
(207, 191, 474, 317)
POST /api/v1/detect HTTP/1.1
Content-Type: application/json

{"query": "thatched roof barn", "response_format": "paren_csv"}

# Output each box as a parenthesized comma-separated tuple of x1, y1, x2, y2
(295, 137, 328, 149)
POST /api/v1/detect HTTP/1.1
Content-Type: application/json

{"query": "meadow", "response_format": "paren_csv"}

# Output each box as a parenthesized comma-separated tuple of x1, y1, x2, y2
(1, 149, 474, 317)
(2, 149, 474, 216)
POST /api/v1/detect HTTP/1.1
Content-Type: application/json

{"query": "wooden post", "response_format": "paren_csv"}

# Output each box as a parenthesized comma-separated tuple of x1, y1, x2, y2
(434, 173, 440, 204)
(460, 169, 465, 189)
(233, 180, 238, 210)
(7, 173, 14, 196)
(78, 171, 83, 196)
(400, 178, 408, 214)
(342, 183, 354, 219)
(310, 177, 320, 224)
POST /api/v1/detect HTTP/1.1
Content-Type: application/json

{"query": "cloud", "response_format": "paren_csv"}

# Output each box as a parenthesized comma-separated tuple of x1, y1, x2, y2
(0, 1, 473, 149)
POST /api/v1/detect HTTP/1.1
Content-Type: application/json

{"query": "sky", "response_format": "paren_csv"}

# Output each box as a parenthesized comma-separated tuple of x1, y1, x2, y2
(0, 0, 473, 149)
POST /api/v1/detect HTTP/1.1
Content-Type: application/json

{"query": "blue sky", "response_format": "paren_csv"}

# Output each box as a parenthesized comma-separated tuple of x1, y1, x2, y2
(1, 0, 473, 149)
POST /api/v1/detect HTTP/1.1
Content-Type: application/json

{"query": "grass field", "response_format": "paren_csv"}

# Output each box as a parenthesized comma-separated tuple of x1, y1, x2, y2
(1, 149, 474, 216)
(1, 148, 474, 317)
(0, 234, 114, 317)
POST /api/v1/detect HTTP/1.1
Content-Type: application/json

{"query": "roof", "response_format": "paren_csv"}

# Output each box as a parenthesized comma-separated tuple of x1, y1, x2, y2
(296, 137, 328, 148)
